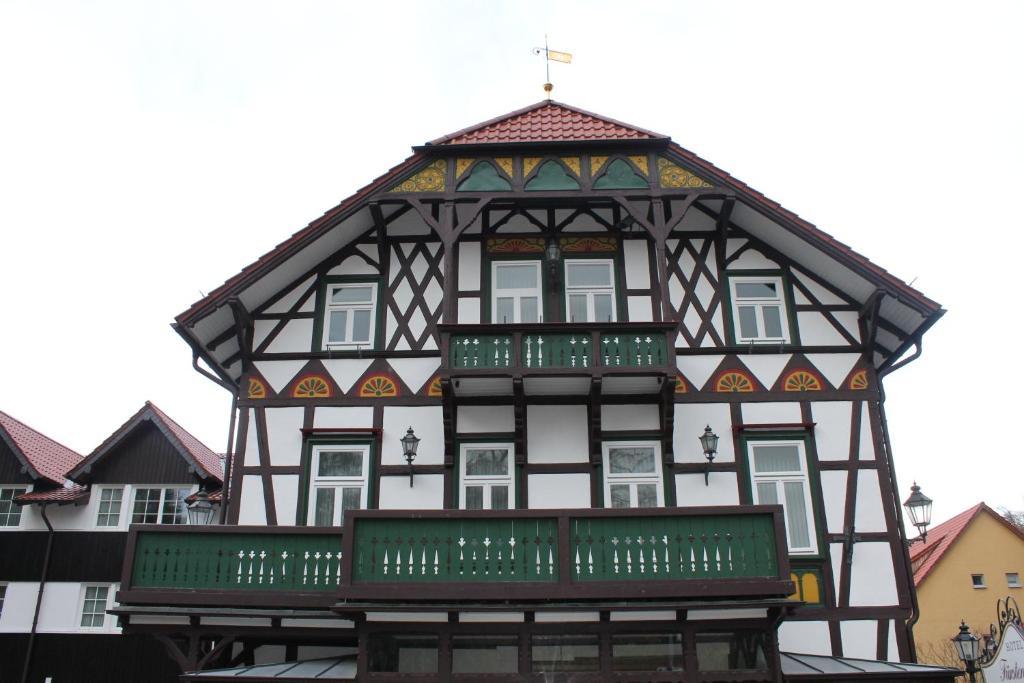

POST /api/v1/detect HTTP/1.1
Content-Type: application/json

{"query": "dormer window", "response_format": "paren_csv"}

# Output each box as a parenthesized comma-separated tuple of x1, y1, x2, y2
(728, 275, 792, 344)
(322, 282, 378, 349)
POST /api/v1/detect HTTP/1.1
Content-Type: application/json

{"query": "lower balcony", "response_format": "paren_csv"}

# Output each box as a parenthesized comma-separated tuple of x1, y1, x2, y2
(117, 507, 791, 611)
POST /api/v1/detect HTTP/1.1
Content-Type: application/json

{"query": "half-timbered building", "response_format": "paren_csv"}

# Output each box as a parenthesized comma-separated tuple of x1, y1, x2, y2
(0, 404, 221, 683)
(115, 101, 955, 682)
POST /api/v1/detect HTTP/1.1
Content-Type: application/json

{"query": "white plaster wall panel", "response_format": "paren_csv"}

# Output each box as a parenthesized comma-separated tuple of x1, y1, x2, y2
(602, 404, 659, 431)
(887, 621, 899, 662)
(819, 471, 848, 533)
(725, 238, 747, 260)
(811, 401, 853, 461)
(528, 473, 591, 509)
(677, 208, 716, 230)
(675, 473, 740, 506)
(708, 307, 725, 345)
(741, 402, 802, 424)
(738, 355, 791, 390)
(254, 361, 306, 393)
(388, 358, 440, 394)
(804, 354, 860, 389)
(272, 474, 300, 525)
(327, 254, 378, 276)
(357, 243, 380, 264)
(840, 621, 879, 660)
(460, 612, 525, 623)
(38, 582, 121, 633)
(830, 542, 844, 604)
(832, 311, 861, 341)
(627, 296, 653, 322)
(534, 612, 599, 622)
(378, 474, 444, 510)
(727, 248, 779, 270)
(321, 359, 373, 393)
(854, 470, 887, 532)
(265, 319, 314, 354)
(382, 406, 443, 465)
(458, 405, 514, 433)
(457, 297, 481, 324)
(265, 407, 305, 466)
(674, 403, 733, 462)
(457, 241, 481, 291)
(792, 270, 847, 305)
(528, 405, 588, 463)
(858, 403, 876, 460)
(777, 620, 832, 656)
(677, 355, 724, 390)
(623, 240, 651, 289)
(387, 210, 432, 235)
(797, 312, 850, 346)
(238, 475, 267, 525)
(244, 409, 261, 467)
(313, 406, 374, 429)
(610, 611, 676, 621)
(0, 582, 36, 631)
(264, 276, 316, 314)
(366, 612, 448, 622)
(793, 287, 811, 305)
(253, 319, 277, 350)
(849, 542, 898, 606)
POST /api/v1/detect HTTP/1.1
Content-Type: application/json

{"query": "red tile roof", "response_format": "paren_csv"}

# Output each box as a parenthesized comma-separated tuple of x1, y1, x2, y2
(0, 410, 83, 485)
(909, 503, 1024, 585)
(68, 402, 223, 483)
(16, 484, 89, 505)
(430, 101, 665, 145)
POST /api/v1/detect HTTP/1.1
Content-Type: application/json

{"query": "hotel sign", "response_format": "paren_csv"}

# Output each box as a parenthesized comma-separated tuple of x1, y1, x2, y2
(983, 623, 1024, 682)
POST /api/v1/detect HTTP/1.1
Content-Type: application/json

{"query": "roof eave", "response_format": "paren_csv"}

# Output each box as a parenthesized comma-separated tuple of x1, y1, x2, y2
(0, 422, 45, 482)
(417, 137, 669, 155)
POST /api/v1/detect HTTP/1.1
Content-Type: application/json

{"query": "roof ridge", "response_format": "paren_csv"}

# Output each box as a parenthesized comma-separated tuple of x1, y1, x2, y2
(0, 409, 83, 484)
(0, 409, 84, 461)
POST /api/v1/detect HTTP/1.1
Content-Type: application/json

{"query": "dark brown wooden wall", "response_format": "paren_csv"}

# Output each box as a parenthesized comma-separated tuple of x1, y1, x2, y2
(0, 633, 179, 683)
(88, 421, 195, 484)
(0, 531, 127, 581)
(0, 439, 34, 484)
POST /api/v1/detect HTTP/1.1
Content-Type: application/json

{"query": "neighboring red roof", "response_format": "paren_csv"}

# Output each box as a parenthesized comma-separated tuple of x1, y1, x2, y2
(69, 402, 223, 483)
(185, 487, 223, 504)
(146, 402, 223, 481)
(16, 484, 89, 505)
(909, 503, 1024, 585)
(0, 410, 83, 485)
(430, 100, 665, 145)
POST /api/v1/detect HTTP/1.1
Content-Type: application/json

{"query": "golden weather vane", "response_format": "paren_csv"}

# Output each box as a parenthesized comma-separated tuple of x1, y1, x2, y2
(532, 35, 572, 98)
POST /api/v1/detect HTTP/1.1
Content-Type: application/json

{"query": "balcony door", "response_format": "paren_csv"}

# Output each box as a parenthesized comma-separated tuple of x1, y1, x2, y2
(492, 261, 542, 324)
(565, 259, 616, 323)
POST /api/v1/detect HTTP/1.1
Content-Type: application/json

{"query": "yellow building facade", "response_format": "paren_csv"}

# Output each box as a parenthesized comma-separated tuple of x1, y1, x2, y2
(912, 503, 1024, 664)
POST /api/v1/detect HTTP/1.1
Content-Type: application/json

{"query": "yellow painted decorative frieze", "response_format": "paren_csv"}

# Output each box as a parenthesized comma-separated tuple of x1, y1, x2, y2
(560, 236, 618, 253)
(487, 237, 546, 254)
(360, 375, 398, 398)
(247, 378, 267, 399)
(783, 370, 823, 392)
(495, 157, 514, 177)
(657, 157, 712, 189)
(427, 375, 442, 397)
(715, 370, 755, 393)
(675, 375, 688, 393)
(455, 158, 474, 179)
(293, 375, 331, 398)
(389, 159, 447, 193)
(523, 157, 542, 177)
(849, 369, 869, 390)
(590, 155, 609, 174)
(628, 154, 650, 177)
(560, 156, 582, 176)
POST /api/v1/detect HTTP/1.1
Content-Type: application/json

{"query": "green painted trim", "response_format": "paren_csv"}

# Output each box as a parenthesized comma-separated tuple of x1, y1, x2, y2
(453, 438, 520, 510)
(312, 276, 384, 353)
(524, 160, 580, 191)
(721, 270, 801, 347)
(456, 160, 512, 192)
(593, 158, 648, 189)
(296, 436, 376, 527)
(736, 430, 824, 560)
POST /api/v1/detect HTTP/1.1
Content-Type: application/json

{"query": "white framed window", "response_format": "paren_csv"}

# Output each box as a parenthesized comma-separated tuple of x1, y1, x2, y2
(322, 282, 378, 349)
(131, 487, 190, 525)
(1008, 572, 1021, 588)
(972, 573, 986, 588)
(0, 488, 26, 527)
(80, 584, 111, 629)
(492, 261, 542, 323)
(308, 444, 370, 526)
(728, 276, 791, 343)
(747, 440, 817, 555)
(460, 444, 514, 510)
(95, 487, 124, 527)
(565, 259, 616, 323)
(0, 583, 7, 619)
(602, 442, 664, 509)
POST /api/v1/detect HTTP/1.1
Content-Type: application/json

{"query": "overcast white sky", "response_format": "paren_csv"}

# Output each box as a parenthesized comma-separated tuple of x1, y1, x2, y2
(1, 1, 1021, 528)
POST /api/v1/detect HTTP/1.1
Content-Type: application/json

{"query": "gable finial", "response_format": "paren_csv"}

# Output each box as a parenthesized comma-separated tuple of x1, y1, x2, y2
(532, 34, 571, 99)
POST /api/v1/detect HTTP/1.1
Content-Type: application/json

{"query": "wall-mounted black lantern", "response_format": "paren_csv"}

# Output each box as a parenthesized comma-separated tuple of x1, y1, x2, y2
(401, 426, 420, 488)
(699, 425, 719, 486)
(187, 488, 215, 526)
(903, 482, 933, 543)
(952, 621, 981, 683)
(545, 238, 562, 293)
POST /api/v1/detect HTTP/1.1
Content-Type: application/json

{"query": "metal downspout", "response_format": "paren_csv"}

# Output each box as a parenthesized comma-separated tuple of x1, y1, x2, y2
(219, 394, 238, 524)
(20, 503, 54, 683)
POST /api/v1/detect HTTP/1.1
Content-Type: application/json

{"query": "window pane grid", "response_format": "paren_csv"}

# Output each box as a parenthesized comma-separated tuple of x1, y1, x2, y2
(325, 283, 377, 347)
(564, 260, 616, 323)
(460, 445, 514, 511)
(604, 444, 663, 509)
(96, 488, 123, 527)
(0, 488, 26, 527)
(492, 262, 541, 323)
(80, 586, 109, 628)
(731, 277, 789, 342)
(749, 441, 816, 553)
(309, 445, 369, 526)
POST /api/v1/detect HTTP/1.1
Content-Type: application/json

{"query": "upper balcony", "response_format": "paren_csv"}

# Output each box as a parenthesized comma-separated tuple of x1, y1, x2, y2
(439, 322, 676, 397)
(116, 506, 792, 612)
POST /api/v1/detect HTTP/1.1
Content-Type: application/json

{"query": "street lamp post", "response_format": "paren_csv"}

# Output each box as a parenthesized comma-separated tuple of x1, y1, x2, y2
(186, 488, 215, 526)
(952, 621, 981, 683)
(903, 482, 933, 544)
(401, 427, 420, 488)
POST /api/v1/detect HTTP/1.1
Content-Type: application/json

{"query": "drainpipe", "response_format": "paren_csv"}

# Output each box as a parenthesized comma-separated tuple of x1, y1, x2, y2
(20, 503, 55, 683)
(219, 394, 238, 524)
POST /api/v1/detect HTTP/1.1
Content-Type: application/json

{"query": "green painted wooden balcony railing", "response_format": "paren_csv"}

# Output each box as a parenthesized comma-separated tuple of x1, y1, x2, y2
(448, 327, 670, 371)
(127, 528, 344, 593)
